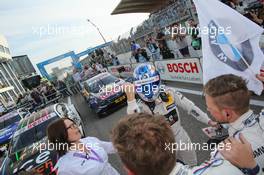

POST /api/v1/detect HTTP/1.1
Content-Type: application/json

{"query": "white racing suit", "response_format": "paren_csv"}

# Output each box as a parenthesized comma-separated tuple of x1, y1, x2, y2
(127, 88, 211, 166)
(169, 159, 263, 175)
(212, 109, 264, 171)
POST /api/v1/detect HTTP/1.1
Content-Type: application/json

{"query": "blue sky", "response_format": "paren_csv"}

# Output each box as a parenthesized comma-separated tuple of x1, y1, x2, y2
(0, 0, 149, 72)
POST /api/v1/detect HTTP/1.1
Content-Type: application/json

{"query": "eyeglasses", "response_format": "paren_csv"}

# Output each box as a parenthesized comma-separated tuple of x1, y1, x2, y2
(66, 123, 78, 130)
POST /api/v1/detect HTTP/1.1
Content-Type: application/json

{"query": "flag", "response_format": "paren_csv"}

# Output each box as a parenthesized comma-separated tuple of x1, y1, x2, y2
(193, 0, 264, 95)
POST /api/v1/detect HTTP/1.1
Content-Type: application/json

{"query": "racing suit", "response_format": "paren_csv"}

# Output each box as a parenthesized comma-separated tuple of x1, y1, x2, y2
(212, 109, 264, 171)
(169, 159, 263, 175)
(127, 88, 211, 166)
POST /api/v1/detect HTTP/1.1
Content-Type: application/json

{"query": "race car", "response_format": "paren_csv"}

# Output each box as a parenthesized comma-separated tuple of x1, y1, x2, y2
(0, 111, 24, 154)
(81, 72, 127, 116)
(0, 103, 85, 175)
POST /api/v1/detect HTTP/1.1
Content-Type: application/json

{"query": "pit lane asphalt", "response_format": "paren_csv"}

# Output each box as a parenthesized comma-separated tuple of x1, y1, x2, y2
(70, 81, 264, 175)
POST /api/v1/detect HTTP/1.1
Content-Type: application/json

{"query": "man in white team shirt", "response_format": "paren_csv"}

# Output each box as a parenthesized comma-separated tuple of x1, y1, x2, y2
(111, 113, 263, 175)
(204, 74, 264, 172)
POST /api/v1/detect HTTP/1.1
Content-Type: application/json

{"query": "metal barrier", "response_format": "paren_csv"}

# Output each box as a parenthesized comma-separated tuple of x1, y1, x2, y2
(107, 57, 203, 84)
(14, 91, 63, 113)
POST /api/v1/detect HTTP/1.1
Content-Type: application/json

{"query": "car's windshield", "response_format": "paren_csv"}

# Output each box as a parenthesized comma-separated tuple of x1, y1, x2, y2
(10, 116, 58, 153)
(0, 115, 21, 130)
(86, 75, 119, 93)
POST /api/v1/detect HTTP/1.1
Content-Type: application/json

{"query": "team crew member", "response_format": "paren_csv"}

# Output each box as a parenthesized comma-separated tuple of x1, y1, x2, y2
(220, 134, 264, 175)
(123, 63, 217, 166)
(47, 118, 119, 175)
(111, 113, 263, 175)
(204, 74, 264, 171)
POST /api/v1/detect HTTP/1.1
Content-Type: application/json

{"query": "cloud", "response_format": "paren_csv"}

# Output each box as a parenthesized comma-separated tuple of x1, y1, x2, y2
(0, 0, 149, 74)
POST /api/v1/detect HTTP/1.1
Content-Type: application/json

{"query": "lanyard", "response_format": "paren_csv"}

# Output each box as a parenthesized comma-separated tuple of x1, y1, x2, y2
(213, 113, 259, 159)
(73, 148, 104, 163)
(193, 159, 224, 175)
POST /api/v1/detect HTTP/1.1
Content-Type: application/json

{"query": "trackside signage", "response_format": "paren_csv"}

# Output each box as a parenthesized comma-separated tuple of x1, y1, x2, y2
(108, 65, 133, 77)
(155, 58, 203, 84)
(108, 62, 155, 78)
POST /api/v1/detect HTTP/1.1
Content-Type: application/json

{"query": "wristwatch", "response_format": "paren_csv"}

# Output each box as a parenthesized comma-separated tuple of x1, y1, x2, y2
(241, 164, 260, 175)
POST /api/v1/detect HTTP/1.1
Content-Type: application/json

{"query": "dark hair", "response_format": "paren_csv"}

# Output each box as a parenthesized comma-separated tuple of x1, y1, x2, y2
(111, 113, 176, 175)
(47, 118, 75, 157)
(204, 74, 250, 115)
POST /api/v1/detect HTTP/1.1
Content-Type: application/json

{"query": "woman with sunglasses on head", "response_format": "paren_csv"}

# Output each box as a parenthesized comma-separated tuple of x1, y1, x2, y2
(47, 118, 119, 175)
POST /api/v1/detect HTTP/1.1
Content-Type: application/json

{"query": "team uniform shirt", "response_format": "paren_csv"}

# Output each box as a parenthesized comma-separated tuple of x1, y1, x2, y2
(212, 110, 264, 171)
(55, 137, 119, 175)
(169, 159, 263, 175)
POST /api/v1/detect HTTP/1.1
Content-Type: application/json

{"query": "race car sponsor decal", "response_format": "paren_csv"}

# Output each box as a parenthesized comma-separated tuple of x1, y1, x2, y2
(13, 150, 57, 174)
(88, 73, 110, 85)
(134, 75, 160, 86)
(98, 81, 124, 100)
(28, 112, 57, 129)
(0, 111, 19, 122)
(14, 112, 57, 137)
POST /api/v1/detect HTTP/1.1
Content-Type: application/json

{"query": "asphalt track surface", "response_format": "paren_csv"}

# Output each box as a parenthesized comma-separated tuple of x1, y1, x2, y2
(70, 81, 264, 175)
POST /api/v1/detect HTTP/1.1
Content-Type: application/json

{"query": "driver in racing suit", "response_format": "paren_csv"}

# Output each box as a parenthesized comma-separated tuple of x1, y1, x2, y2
(123, 63, 217, 166)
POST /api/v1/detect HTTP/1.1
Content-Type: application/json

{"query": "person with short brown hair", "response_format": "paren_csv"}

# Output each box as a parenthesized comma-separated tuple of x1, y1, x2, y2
(111, 113, 176, 175)
(204, 74, 264, 172)
(204, 74, 250, 117)
(111, 113, 249, 175)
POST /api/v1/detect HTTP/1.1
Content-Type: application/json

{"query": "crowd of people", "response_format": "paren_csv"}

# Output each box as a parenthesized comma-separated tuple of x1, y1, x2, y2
(45, 62, 264, 175)
(223, 0, 264, 27)
(15, 79, 77, 112)
(15, 81, 62, 111)
(130, 17, 206, 63)
(88, 49, 121, 67)
(128, 0, 264, 64)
